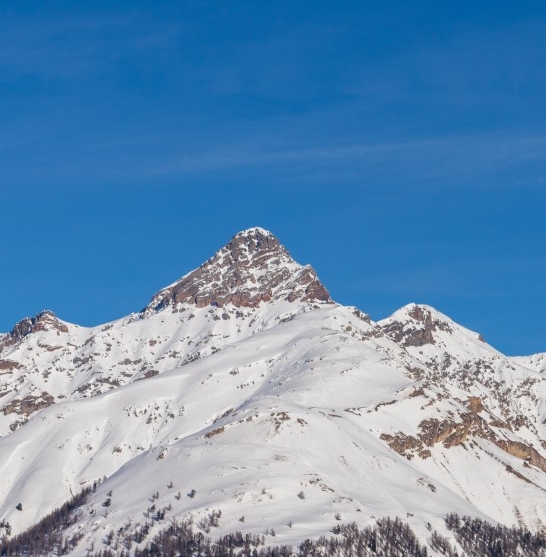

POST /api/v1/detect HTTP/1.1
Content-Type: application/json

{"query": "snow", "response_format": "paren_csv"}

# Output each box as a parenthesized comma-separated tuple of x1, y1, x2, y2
(235, 226, 273, 237)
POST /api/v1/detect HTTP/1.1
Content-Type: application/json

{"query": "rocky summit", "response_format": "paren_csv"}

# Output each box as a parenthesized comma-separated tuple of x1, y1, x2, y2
(1, 228, 546, 557)
(0, 310, 68, 350)
(144, 227, 331, 312)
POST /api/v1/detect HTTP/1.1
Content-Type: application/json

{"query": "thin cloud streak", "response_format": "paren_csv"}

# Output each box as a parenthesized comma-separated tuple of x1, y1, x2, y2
(0, 10, 182, 80)
(109, 131, 546, 187)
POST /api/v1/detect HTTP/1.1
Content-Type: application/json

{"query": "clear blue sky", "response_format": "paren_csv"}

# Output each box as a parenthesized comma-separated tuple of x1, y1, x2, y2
(1, 1, 545, 355)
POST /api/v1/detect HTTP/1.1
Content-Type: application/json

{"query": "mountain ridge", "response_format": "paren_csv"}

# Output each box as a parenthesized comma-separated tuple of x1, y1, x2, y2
(143, 227, 331, 316)
(1, 227, 546, 556)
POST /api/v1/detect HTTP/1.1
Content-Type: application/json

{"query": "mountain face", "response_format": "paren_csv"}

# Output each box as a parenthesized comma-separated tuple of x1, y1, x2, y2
(1, 227, 546, 556)
(145, 227, 330, 312)
(0, 310, 69, 350)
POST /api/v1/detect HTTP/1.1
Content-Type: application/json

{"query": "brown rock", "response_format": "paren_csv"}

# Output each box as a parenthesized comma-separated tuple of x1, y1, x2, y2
(0, 360, 23, 372)
(1, 310, 68, 351)
(495, 439, 546, 474)
(381, 305, 453, 348)
(467, 396, 484, 414)
(144, 228, 331, 313)
(3, 392, 54, 416)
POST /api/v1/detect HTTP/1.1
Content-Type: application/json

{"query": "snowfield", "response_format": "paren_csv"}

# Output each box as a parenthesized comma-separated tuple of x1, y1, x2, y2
(1, 227, 546, 556)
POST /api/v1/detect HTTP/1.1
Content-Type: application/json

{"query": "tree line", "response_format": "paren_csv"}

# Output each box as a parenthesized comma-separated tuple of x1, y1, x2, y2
(3, 484, 546, 557)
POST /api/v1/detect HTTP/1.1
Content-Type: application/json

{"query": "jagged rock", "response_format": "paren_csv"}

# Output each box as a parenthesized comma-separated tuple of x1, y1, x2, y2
(467, 396, 484, 413)
(415, 412, 546, 474)
(495, 439, 546, 474)
(144, 228, 331, 313)
(3, 392, 54, 417)
(0, 311, 68, 352)
(418, 413, 494, 448)
(380, 432, 431, 459)
(380, 305, 453, 347)
(0, 360, 23, 373)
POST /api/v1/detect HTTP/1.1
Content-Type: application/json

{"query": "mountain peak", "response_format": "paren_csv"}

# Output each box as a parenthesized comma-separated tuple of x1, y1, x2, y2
(145, 228, 331, 312)
(233, 226, 273, 238)
(379, 303, 455, 347)
(379, 303, 487, 348)
(1, 310, 69, 351)
(395, 303, 449, 323)
(220, 227, 288, 265)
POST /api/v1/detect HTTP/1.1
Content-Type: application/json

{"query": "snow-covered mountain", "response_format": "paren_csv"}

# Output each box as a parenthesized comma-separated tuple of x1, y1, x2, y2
(1, 227, 546, 556)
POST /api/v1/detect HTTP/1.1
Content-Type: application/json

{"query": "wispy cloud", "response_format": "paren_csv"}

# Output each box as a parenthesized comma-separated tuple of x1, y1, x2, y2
(0, 9, 182, 80)
(1, 5, 544, 193)
(103, 129, 546, 189)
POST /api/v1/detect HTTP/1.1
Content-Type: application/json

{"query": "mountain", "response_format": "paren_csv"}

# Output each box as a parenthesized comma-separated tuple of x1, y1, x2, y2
(144, 226, 330, 312)
(1, 227, 546, 556)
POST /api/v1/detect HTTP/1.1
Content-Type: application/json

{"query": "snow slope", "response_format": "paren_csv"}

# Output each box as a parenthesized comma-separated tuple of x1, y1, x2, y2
(1, 227, 546, 555)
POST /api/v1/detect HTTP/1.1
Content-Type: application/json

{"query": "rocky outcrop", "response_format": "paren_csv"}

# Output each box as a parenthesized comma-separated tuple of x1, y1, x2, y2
(380, 305, 453, 347)
(0, 360, 23, 373)
(467, 396, 484, 414)
(382, 408, 546, 475)
(418, 413, 492, 449)
(495, 439, 546, 474)
(3, 392, 54, 416)
(380, 432, 431, 460)
(144, 228, 331, 312)
(0, 311, 68, 352)
(380, 384, 546, 475)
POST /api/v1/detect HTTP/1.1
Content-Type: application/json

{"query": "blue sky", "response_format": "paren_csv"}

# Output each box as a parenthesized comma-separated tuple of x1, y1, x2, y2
(1, 1, 545, 355)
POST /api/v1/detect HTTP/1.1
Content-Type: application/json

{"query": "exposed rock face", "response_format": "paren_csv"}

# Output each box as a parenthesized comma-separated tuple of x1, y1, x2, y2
(496, 439, 546, 474)
(145, 227, 331, 312)
(467, 396, 484, 414)
(418, 413, 493, 449)
(379, 432, 432, 460)
(382, 407, 546, 476)
(3, 392, 54, 416)
(380, 304, 454, 347)
(0, 360, 23, 372)
(0, 311, 68, 352)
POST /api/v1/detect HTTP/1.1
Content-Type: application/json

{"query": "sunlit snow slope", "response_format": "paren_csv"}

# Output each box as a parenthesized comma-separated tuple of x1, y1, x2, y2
(1, 227, 546, 555)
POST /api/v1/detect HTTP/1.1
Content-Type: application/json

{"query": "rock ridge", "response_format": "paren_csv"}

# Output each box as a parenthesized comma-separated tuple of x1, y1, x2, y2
(0, 311, 68, 352)
(380, 304, 455, 347)
(145, 228, 331, 312)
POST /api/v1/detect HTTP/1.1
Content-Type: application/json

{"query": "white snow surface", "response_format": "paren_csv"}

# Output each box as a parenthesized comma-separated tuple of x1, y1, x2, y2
(1, 232, 546, 555)
(514, 352, 546, 373)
